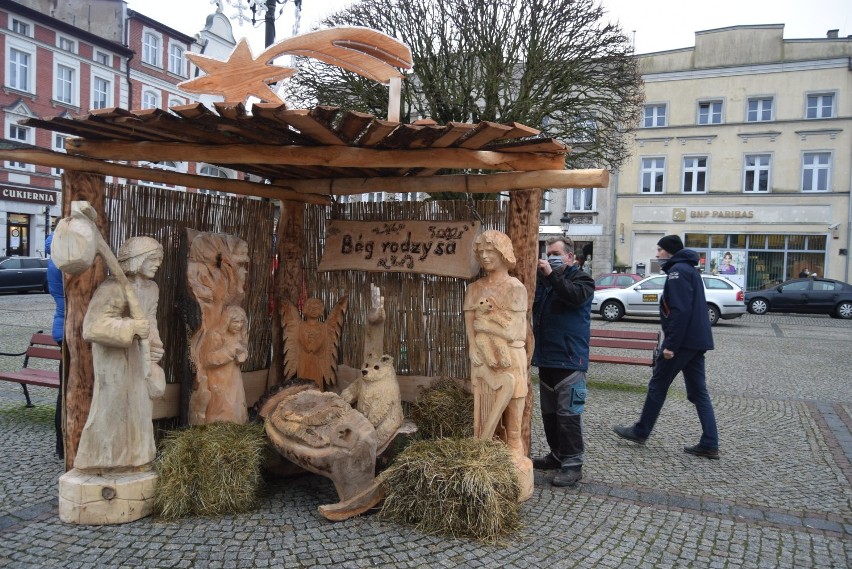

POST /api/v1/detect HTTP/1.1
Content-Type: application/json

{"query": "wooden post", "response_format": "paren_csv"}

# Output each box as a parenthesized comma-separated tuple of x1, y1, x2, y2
(506, 188, 542, 457)
(269, 200, 306, 388)
(61, 171, 107, 471)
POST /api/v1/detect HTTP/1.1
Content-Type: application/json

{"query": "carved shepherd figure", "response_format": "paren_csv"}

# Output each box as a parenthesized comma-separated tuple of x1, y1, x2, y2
(76, 237, 165, 471)
(280, 296, 348, 390)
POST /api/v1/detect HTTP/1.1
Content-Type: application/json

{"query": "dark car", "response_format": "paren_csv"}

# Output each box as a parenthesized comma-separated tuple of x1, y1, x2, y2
(0, 256, 49, 293)
(594, 273, 643, 291)
(745, 277, 852, 319)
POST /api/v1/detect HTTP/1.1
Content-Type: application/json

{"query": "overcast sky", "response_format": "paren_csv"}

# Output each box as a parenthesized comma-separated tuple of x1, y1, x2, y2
(130, 0, 852, 55)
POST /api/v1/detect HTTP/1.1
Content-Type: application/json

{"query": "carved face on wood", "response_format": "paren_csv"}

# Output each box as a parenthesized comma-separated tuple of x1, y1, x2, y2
(303, 298, 325, 319)
(474, 230, 516, 272)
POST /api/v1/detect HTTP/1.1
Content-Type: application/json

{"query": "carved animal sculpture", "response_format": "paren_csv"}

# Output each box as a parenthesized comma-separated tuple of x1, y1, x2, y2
(341, 354, 404, 450)
(473, 296, 513, 368)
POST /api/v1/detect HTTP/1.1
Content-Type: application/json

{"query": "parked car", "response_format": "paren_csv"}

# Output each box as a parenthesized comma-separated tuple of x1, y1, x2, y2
(745, 277, 852, 319)
(0, 256, 49, 293)
(594, 272, 643, 290)
(591, 274, 746, 325)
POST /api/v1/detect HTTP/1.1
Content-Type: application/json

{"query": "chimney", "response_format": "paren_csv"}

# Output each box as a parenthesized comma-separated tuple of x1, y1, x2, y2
(826, 29, 839, 38)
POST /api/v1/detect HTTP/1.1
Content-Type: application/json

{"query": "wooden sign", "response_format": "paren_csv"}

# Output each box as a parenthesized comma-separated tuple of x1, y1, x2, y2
(319, 220, 481, 278)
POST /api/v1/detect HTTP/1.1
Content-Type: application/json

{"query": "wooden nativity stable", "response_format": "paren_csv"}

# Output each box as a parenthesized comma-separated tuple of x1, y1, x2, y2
(0, 26, 609, 474)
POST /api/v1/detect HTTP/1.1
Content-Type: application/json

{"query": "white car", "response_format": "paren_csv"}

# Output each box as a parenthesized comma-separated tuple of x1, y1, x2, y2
(591, 274, 746, 326)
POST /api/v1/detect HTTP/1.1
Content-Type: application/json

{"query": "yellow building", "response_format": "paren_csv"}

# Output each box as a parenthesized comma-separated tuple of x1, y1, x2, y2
(615, 24, 852, 289)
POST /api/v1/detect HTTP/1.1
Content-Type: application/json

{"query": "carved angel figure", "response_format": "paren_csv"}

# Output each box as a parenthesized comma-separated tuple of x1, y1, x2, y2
(281, 296, 348, 390)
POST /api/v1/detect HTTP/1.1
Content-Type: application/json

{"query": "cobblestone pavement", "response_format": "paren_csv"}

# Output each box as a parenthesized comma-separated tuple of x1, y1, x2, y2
(0, 294, 850, 568)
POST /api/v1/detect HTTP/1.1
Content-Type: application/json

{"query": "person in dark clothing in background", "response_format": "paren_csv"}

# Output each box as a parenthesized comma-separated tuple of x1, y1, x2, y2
(45, 234, 65, 460)
(613, 235, 719, 459)
(531, 236, 595, 487)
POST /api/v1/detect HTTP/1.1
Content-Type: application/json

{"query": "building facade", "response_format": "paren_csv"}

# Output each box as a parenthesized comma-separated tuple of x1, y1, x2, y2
(614, 25, 852, 289)
(1, 1, 237, 256)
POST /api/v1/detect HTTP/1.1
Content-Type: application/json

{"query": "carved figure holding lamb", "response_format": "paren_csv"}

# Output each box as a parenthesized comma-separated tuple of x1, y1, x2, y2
(472, 296, 513, 369)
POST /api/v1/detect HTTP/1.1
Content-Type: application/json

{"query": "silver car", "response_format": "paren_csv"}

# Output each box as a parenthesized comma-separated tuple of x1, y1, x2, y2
(591, 274, 746, 326)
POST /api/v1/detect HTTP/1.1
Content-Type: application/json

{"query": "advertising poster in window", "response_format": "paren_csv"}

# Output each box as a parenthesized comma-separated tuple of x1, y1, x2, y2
(711, 250, 745, 288)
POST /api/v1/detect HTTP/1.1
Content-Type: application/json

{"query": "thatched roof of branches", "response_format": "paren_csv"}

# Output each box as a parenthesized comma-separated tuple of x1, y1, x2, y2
(17, 103, 607, 204)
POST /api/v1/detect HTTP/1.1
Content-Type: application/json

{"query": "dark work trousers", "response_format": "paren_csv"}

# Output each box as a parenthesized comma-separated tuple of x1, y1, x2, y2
(55, 343, 63, 459)
(634, 348, 719, 449)
(539, 368, 586, 469)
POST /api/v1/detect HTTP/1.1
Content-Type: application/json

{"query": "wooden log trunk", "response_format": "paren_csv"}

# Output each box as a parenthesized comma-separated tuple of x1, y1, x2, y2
(269, 201, 306, 389)
(506, 188, 542, 457)
(61, 171, 107, 471)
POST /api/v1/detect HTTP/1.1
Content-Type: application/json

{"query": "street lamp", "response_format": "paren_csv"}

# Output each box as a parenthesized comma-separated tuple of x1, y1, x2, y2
(220, 0, 303, 47)
(559, 214, 571, 237)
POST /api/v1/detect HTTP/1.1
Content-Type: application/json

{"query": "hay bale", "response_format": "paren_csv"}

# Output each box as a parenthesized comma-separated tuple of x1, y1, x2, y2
(154, 422, 266, 520)
(409, 379, 473, 439)
(379, 438, 521, 542)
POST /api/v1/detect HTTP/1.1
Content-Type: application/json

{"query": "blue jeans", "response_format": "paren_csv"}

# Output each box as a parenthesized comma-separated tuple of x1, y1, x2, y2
(633, 348, 719, 449)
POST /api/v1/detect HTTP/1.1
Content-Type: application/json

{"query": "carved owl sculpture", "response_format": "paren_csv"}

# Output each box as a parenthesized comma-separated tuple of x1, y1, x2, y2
(281, 296, 349, 390)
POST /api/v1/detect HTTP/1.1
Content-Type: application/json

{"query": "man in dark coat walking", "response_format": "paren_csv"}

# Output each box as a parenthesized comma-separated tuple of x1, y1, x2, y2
(613, 235, 719, 459)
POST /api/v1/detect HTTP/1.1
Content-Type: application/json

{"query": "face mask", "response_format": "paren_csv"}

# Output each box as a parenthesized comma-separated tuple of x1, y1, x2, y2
(547, 255, 564, 269)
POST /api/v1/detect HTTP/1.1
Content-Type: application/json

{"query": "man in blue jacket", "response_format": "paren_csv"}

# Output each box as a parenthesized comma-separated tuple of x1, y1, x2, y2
(613, 235, 719, 459)
(531, 237, 595, 486)
(45, 233, 65, 459)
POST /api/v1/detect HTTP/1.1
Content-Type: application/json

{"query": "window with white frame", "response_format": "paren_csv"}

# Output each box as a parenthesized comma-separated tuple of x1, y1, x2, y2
(169, 98, 185, 108)
(52, 134, 68, 176)
(682, 156, 708, 193)
(199, 165, 231, 178)
(95, 51, 110, 66)
(142, 32, 161, 67)
(540, 190, 551, 212)
(168, 44, 186, 76)
(806, 93, 834, 119)
(697, 100, 722, 124)
(643, 104, 666, 127)
(747, 97, 773, 122)
(11, 19, 31, 36)
(58, 37, 76, 53)
(92, 76, 110, 109)
(568, 188, 595, 211)
(55, 64, 75, 105)
(7, 123, 32, 169)
(640, 157, 666, 193)
(142, 90, 158, 110)
(801, 152, 831, 192)
(743, 154, 771, 193)
(8, 47, 31, 92)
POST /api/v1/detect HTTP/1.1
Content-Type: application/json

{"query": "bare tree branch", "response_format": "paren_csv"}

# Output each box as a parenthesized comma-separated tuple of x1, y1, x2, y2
(284, 0, 643, 171)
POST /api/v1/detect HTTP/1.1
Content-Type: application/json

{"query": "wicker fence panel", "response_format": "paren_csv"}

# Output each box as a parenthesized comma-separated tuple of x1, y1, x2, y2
(303, 200, 507, 379)
(103, 184, 276, 384)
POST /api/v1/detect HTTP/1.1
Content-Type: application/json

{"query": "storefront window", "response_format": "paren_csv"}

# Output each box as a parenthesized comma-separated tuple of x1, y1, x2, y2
(806, 235, 826, 250)
(685, 234, 709, 248)
(787, 234, 805, 250)
(767, 235, 785, 249)
(728, 234, 746, 249)
(708, 234, 728, 248)
(748, 251, 784, 290)
(748, 234, 767, 249)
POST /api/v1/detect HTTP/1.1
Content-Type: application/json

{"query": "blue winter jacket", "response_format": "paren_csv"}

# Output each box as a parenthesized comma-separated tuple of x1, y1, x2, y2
(531, 264, 595, 371)
(659, 248, 713, 353)
(45, 234, 65, 344)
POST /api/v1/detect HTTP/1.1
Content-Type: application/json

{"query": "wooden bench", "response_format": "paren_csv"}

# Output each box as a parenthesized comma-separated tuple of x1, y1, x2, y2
(589, 328, 661, 367)
(0, 332, 61, 407)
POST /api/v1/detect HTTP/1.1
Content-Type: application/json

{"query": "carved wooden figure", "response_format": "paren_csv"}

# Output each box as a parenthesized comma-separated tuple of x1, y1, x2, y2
(463, 229, 534, 502)
(281, 296, 348, 390)
(341, 354, 404, 451)
(56, 233, 165, 524)
(187, 231, 250, 425)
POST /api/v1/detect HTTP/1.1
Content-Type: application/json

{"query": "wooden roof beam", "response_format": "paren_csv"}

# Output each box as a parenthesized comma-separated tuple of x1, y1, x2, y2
(0, 144, 329, 205)
(272, 169, 609, 196)
(66, 140, 566, 172)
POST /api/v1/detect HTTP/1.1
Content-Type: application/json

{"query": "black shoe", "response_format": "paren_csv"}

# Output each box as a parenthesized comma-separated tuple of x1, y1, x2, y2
(532, 454, 561, 470)
(552, 467, 582, 487)
(683, 444, 719, 459)
(613, 425, 647, 444)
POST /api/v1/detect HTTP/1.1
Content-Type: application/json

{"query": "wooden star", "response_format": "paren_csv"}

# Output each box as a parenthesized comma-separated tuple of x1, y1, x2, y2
(181, 38, 295, 104)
